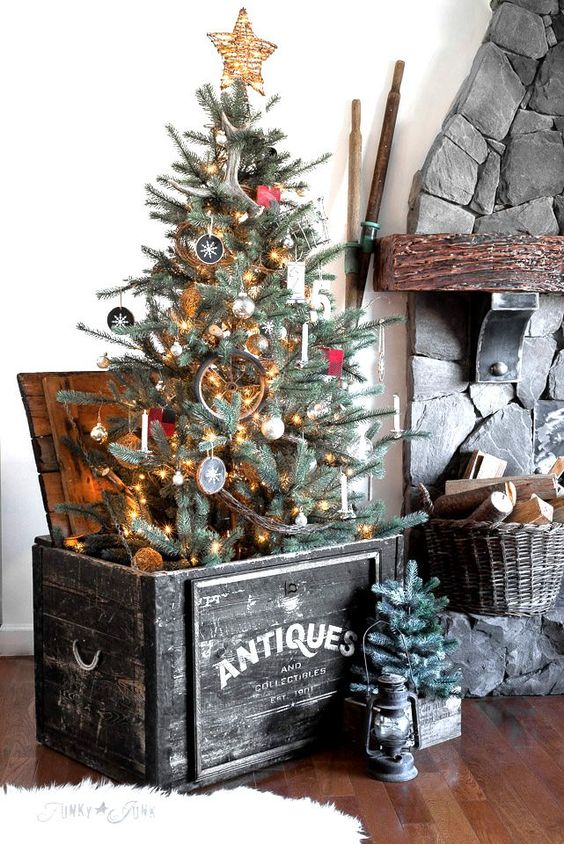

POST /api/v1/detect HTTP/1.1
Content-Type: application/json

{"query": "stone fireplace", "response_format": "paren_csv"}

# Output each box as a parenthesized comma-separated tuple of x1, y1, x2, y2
(375, 0, 564, 696)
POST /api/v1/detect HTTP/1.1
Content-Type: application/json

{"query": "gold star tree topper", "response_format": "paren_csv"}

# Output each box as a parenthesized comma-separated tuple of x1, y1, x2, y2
(208, 8, 277, 95)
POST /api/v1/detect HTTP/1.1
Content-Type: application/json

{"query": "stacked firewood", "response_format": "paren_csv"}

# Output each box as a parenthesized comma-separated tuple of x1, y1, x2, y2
(421, 451, 564, 527)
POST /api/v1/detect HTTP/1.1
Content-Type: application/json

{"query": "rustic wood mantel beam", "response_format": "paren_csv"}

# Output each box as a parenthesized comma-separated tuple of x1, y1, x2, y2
(374, 233, 564, 292)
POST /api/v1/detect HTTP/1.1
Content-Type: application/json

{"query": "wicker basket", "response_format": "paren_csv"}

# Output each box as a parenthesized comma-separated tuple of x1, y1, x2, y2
(423, 520, 564, 617)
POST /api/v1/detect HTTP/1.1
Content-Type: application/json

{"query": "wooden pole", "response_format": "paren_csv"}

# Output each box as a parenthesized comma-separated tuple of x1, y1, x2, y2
(356, 60, 405, 308)
(345, 100, 362, 310)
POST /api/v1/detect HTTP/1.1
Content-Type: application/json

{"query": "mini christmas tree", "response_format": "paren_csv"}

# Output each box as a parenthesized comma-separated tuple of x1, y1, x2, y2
(351, 560, 460, 699)
(56, 9, 426, 569)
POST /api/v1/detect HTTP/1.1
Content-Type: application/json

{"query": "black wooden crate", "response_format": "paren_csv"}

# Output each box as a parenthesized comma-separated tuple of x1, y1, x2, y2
(33, 536, 402, 789)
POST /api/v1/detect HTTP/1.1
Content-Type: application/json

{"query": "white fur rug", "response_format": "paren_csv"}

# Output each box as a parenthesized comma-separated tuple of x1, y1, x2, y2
(0, 780, 366, 843)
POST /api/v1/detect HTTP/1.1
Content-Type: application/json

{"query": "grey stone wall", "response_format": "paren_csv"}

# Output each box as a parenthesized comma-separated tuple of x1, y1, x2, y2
(444, 604, 564, 696)
(409, 0, 564, 235)
(407, 294, 564, 696)
(406, 0, 564, 696)
(406, 292, 564, 500)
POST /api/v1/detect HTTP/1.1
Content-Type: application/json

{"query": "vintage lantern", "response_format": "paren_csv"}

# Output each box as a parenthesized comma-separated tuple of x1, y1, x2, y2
(365, 673, 420, 782)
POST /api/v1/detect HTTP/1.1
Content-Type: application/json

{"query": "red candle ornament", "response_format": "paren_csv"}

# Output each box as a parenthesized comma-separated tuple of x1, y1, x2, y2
(256, 185, 281, 208)
(321, 347, 344, 377)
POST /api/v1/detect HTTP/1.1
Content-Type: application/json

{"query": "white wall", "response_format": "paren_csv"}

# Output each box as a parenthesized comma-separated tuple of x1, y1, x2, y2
(0, 0, 491, 653)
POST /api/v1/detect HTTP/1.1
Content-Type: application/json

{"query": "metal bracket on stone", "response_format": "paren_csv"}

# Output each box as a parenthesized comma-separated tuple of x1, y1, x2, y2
(476, 292, 539, 383)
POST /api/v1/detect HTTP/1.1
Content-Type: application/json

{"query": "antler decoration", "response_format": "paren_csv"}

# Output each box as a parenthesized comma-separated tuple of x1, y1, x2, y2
(165, 111, 263, 217)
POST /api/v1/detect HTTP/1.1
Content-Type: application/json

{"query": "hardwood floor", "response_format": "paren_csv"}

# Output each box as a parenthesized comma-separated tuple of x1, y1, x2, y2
(1, 656, 563, 843)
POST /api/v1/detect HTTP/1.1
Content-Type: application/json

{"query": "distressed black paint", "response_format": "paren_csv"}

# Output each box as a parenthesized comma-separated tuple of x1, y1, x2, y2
(33, 537, 402, 789)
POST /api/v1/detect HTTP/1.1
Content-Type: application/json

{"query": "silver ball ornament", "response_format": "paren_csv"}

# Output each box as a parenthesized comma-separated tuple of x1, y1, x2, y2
(306, 399, 331, 421)
(283, 233, 295, 249)
(172, 469, 185, 486)
(295, 510, 308, 527)
(261, 415, 285, 441)
(90, 422, 108, 444)
(96, 352, 111, 370)
(170, 340, 183, 357)
(355, 434, 374, 460)
(215, 130, 227, 145)
(232, 294, 255, 320)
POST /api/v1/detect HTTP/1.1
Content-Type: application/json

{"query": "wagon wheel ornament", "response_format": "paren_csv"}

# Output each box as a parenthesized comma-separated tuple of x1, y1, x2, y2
(194, 349, 267, 421)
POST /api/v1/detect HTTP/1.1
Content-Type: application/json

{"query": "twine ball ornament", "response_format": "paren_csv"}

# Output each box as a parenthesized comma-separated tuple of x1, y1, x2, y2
(208, 8, 277, 96)
(261, 415, 285, 441)
(133, 547, 164, 573)
(113, 432, 142, 468)
(96, 352, 111, 370)
(175, 222, 195, 262)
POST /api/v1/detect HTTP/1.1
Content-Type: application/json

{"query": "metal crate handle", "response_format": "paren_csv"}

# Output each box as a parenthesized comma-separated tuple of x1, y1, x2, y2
(72, 639, 101, 672)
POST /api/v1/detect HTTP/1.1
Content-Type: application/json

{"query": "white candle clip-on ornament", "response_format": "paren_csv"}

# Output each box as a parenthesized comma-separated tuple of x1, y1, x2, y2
(392, 394, 402, 438)
(298, 322, 309, 366)
(339, 472, 354, 519)
(141, 410, 149, 452)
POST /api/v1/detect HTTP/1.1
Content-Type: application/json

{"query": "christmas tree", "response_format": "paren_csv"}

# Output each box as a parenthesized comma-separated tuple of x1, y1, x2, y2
(351, 560, 460, 699)
(56, 9, 425, 570)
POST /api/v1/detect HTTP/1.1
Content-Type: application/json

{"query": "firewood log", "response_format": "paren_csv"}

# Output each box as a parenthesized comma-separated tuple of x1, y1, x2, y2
(461, 491, 514, 526)
(462, 450, 507, 480)
(508, 495, 553, 525)
(444, 474, 557, 501)
(548, 457, 564, 479)
(432, 481, 516, 519)
(552, 505, 564, 523)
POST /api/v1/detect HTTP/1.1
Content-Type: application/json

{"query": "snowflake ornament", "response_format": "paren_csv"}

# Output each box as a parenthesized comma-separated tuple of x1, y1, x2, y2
(195, 233, 224, 265)
(196, 455, 227, 494)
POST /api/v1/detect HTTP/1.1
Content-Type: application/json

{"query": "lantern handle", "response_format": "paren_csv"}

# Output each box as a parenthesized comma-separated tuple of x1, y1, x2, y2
(407, 690, 421, 749)
(364, 691, 379, 758)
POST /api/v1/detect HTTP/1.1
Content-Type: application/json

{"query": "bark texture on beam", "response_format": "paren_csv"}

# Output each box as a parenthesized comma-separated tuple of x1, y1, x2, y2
(375, 233, 564, 292)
